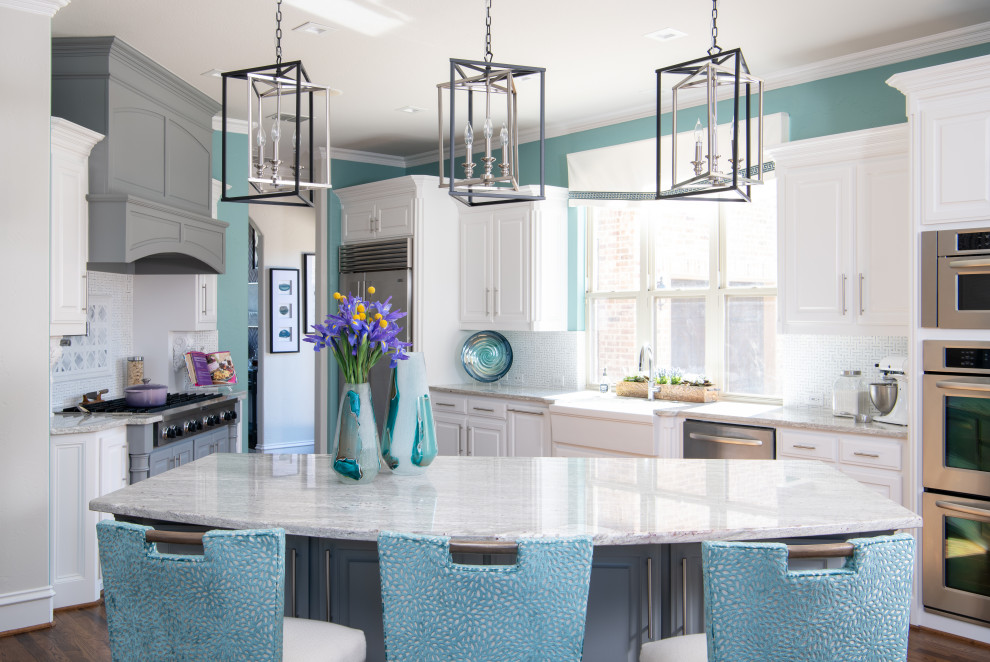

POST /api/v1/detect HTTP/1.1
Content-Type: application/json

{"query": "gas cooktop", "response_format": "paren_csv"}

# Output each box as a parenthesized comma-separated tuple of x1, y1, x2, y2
(62, 392, 223, 415)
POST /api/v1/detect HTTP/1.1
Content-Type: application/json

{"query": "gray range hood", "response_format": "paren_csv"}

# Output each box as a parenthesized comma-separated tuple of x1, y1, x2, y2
(53, 37, 227, 274)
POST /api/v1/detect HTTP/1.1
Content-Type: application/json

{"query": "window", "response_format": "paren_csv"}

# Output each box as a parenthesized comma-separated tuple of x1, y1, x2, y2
(586, 180, 779, 399)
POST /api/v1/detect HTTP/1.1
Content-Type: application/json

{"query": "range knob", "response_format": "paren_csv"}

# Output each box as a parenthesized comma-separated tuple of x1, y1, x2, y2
(183, 421, 196, 434)
(206, 415, 216, 427)
(229, 410, 237, 420)
(165, 426, 177, 439)
(174, 425, 183, 437)
(161, 426, 170, 441)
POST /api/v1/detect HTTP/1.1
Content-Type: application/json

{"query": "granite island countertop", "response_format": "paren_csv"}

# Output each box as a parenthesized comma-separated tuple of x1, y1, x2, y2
(91, 454, 920, 545)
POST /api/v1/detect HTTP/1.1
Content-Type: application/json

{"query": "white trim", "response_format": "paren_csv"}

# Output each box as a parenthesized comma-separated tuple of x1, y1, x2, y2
(0, 585, 54, 634)
(887, 52, 990, 100)
(212, 115, 249, 134)
(0, 0, 69, 17)
(769, 124, 909, 168)
(328, 147, 406, 169)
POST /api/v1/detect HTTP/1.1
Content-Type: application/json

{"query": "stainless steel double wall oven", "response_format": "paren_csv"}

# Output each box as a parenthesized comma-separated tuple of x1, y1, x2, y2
(923, 339, 990, 625)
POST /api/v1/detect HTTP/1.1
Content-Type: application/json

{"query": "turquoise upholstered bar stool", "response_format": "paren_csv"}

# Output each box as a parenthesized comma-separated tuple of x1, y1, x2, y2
(378, 531, 594, 662)
(96, 520, 366, 662)
(640, 534, 915, 662)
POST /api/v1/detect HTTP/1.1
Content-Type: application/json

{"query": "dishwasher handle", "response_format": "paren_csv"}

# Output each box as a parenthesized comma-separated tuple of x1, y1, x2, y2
(688, 432, 764, 447)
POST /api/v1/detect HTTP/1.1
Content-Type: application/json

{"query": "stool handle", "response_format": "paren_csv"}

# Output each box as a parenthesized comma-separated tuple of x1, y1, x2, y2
(449, 539, 517, 555)
(145, 530, 205, 545)
(786, 542, 854, 558)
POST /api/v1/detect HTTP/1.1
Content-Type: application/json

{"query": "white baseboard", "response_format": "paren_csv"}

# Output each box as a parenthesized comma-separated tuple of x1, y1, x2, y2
(0, 585, 53, 634)
(916, 609, 990, 644)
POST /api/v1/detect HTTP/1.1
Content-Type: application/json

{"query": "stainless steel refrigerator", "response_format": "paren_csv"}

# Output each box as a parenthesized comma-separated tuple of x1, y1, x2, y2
(337, 237, 413, 435)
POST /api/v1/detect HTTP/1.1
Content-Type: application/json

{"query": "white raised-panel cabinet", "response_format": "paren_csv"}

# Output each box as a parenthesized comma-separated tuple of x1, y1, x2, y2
(434, 414, 464, 456)
(430, 390, 547, 457)
(52, 426, 128, 608)
(888, 56, 990, 225)
(771, 125, 909, 335)
(469, 420, 506, 457)
(341, 198, 377, 243)
(50, 118, 103, 337)
(458, 186, 568, 332)
(507, 406, 550, 457)
(338, 185, 415, 243)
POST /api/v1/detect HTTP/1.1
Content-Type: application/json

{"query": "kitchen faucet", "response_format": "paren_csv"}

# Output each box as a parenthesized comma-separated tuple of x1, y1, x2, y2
(639, 343, 660, 401)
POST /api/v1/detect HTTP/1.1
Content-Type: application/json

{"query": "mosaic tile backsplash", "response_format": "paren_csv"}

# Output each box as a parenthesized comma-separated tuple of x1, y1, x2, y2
(778, 334, 908, 407)
(51, 271, 134, 410)
(498, 331, 586, 390)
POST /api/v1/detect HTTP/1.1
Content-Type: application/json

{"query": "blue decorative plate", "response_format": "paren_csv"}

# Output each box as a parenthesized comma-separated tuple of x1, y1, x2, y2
(461, 331, 513, 383)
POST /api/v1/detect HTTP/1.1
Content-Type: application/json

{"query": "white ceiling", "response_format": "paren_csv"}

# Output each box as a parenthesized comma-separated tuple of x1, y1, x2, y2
(52, 0, 990, 158)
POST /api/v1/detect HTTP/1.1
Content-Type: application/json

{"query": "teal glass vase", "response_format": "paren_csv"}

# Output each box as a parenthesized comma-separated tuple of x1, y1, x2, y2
(332, 382, 381, 484)
(381, 352, 438, 475)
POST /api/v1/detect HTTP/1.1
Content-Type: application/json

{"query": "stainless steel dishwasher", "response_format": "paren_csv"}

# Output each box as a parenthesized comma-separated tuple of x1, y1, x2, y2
(682, 418, 775, 460)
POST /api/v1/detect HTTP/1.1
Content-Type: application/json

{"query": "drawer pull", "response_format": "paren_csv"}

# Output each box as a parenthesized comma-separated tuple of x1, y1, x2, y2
(792, 444, 817, 450)
(436, 402, 456, 407)
(507, 408, 540, 414)
(853, 451, 880, 458)
(473, 407, 495, 413)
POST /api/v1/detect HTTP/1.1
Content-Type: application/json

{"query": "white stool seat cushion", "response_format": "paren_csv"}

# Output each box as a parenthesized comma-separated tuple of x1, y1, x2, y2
(640, 633, 707, 662)
(283, 617, 366, 662)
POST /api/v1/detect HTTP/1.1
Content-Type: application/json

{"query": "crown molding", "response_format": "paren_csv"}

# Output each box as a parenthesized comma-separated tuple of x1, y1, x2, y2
(212, 115, 249, 134)
(769, 124, 908, 168)
(0, 0, 69, 17)
(887, 52, 990, 100)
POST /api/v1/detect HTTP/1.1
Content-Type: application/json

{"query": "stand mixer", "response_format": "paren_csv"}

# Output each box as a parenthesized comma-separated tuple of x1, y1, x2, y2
(869, 356, 908, 426)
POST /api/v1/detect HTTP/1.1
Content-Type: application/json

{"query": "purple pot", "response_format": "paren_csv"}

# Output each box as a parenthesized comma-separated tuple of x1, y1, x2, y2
(124, 379, 167, 407)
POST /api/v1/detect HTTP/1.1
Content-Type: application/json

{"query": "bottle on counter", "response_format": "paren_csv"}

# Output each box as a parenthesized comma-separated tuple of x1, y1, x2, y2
(832, 370, 869, 418)
(600, 367, 608, 394)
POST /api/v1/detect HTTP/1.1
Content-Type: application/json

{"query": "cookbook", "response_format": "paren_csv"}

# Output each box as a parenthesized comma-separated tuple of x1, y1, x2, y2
(184, 350, 237, 386)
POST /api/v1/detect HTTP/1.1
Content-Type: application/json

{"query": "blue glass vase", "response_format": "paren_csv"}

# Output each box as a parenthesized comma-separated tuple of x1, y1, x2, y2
(332, 382, 381, 484)
(381, 352, 438, 475)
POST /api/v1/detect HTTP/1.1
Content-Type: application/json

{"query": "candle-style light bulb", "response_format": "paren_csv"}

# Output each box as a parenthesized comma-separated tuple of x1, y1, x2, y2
(693, 118, 703, 169)
(256, 123, 266, 149)
(483, 117, 493, 141)
(270, 118, 280, 144)
(464, 123, 474, 154)
(500, 122, 509, 150)
(694, 118, 703, 144)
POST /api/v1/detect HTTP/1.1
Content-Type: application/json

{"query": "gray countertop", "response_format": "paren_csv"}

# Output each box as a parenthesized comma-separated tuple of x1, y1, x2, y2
(90, 454, 920, 545)
(678, 403, 908, 438)
(430, 383, 589, 404)
(51, 391, 247, 435)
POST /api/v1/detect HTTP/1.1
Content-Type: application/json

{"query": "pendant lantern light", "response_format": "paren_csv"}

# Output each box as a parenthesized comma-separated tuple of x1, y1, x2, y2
(656, 0, 764, 202)
(221, 0, 334, 207)
(437, 0, 546, 206)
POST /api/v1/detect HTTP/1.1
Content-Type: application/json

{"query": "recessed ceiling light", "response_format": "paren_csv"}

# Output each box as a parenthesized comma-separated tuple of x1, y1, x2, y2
(645, 27, 687, 42)
(396, 106, 424, 114)
(201, 68, 223, 78)
(293, 21, 335, 35)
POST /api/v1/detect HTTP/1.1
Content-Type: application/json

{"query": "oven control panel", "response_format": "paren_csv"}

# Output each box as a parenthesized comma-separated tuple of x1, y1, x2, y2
(945, 347, 990, 371)
(957, 230, 990, 252)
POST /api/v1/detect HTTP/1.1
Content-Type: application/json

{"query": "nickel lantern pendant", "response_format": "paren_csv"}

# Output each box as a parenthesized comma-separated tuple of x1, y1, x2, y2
(437, 0, 545, 206)
(656, 0, 764, 202)
(221, 0, 333, 206)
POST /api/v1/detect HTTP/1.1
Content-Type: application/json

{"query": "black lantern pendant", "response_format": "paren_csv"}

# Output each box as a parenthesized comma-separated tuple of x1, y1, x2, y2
(656, 0, 764, 202)
(221, 0, 333, 207)
(437, 0, 546, 207)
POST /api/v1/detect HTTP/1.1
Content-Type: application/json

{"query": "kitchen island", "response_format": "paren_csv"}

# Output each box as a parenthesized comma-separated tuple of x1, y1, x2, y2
(90, 455, 920, 661)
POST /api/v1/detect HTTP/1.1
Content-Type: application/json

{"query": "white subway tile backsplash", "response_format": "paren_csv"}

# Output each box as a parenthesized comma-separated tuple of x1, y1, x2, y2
(778, 334, 907, 407)
(499, 331, 585, 390)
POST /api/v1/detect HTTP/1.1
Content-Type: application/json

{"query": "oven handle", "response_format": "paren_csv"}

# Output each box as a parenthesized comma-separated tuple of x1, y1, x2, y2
(947, 258, 990, 269)
(935, 379, 990, 393)
(935, 500, 990, 522)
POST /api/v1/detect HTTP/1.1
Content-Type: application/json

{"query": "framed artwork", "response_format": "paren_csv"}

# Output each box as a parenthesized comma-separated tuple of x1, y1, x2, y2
(303, 252, 316, 334)
(270, 267, 300, 353)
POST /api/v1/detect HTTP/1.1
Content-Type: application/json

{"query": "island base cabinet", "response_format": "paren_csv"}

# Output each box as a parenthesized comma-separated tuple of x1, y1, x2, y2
(584, 546, 661, 662)
(285, 535, 311, 620)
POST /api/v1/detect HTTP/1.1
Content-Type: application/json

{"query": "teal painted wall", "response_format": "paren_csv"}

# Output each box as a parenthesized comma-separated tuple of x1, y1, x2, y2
(212, 131, 250, 449)
(407, 41, 990, 332)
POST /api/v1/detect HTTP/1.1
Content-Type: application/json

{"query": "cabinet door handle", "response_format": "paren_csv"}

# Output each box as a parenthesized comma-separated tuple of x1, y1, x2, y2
(202, 283, 208, 315)
(494, 287, 499, 316)
(793, 444, 817, 450)
(858, 273, 864, 315)
(290, 548, 297, 618)
(681, 557, 688, 636)
(646, 557, 654, 640)
(485, 288, 490, 316)
(853, 451, 880, 458)
(841, 274, 848, 315)
(325, 549, 332, 622)
(459, 425, 466, 456)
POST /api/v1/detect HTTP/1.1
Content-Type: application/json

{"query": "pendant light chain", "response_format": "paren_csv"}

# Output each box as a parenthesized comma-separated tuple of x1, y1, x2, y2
(275, 0, 283, 66)
(708, 0, 721, 55)
(484, 0, 493, 63)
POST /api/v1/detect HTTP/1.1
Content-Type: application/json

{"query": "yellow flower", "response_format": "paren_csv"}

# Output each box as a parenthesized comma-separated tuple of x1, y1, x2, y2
(359, 313, 367, 321)
(374, 313, 383, 320)
(352, 314, 359, 320)
(356, 303, 366, 313)
(367, 286, 376, 295)
(333, 292, 342, 300)
(379, 319, 388, 328)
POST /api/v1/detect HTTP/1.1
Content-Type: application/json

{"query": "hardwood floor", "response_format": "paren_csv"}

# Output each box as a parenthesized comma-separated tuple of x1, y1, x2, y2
(1, 604, 989, 660)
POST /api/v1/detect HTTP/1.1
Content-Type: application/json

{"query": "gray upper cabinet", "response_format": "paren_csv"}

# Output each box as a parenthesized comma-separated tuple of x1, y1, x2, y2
(52, 37, 226, 274)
